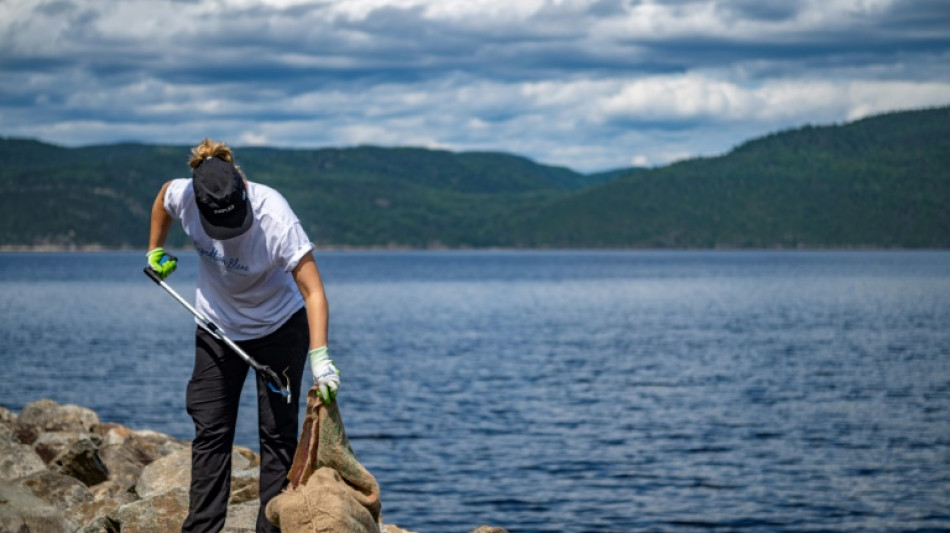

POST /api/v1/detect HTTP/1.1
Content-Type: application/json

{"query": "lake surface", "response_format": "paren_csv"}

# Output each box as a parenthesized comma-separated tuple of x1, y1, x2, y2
(1, 250, 949, 532)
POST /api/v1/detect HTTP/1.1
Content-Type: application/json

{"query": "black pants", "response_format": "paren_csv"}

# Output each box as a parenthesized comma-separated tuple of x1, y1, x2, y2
(182, 308, 308, 533)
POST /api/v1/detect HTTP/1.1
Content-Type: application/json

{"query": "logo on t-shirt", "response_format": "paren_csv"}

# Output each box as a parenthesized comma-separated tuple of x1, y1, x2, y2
(196, 244, 250, 273)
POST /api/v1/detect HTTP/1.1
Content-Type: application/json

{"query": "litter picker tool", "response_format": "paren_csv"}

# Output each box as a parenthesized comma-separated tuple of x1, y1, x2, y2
(143, 267, 292, 404)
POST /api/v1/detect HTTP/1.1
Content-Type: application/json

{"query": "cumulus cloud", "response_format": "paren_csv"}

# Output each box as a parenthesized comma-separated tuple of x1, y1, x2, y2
(0, 0, 948, 171)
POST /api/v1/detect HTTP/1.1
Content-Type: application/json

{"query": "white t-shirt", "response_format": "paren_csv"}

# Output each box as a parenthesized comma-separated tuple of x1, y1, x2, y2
(164, 178, 314, 340)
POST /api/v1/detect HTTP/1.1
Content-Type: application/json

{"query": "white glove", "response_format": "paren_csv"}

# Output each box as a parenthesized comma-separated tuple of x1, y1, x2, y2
(308, 347, 340, 404)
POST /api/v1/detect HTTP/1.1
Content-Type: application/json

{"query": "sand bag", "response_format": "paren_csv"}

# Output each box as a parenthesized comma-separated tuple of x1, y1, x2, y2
(265, 388, 381, 533)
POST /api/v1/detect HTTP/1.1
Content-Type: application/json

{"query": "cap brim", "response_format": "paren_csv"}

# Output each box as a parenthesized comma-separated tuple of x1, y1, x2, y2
(199, 199, 253, 240)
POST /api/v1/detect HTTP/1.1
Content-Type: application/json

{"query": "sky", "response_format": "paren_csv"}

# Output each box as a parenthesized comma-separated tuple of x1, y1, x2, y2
(1, 0, 949, 172)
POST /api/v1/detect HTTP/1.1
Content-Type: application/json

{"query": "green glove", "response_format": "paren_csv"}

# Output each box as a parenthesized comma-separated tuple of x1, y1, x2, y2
(146, 247, 178, 280)
(309, 346, 340, 404)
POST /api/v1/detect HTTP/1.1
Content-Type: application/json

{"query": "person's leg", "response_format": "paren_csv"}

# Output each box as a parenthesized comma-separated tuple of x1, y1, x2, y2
(182, 327, 249, 533)
(239, 309, 309, 533)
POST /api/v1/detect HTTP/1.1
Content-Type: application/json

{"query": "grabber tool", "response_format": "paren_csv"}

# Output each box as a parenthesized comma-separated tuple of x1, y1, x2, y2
(143, 267, 292, 404)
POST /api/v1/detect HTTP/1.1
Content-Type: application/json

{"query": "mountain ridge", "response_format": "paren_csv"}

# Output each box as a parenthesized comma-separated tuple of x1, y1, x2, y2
(499, 106, 950, 248)
(1, 105, 947, 249)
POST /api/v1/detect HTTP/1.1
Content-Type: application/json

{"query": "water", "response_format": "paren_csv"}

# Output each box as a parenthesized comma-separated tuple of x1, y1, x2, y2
(1, 250, 949, 532)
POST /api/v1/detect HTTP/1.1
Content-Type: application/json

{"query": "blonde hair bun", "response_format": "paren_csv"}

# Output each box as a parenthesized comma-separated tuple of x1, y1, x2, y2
(189, 139, 234, 169)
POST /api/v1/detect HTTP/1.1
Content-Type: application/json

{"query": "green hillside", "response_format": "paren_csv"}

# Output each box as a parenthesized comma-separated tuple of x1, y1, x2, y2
(0, 141, 592, 248)
(503, 106, 950, 248)
(0, 105, 947, 249)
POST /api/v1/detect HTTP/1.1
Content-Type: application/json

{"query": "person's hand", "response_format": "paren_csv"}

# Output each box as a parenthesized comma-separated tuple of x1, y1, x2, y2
(147, 247, 178, 280)
(308, 346, 339, 404)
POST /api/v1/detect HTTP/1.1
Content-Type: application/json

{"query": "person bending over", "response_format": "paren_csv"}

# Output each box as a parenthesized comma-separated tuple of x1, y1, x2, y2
(147, 139, 340, 533)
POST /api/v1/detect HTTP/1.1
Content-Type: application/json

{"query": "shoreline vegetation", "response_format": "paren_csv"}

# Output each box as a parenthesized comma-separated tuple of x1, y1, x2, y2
(1, 105, 948, 250)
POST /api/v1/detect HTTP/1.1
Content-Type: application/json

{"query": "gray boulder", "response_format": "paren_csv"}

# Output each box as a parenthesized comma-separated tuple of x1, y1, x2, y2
(103, 487, 260, 533)
(233, 444, 261, 469)
(0, 434, 47, 481)
(229, 466, 261, 504)
(0, 405, 16, 440)
(134, 448, 191, 498)
(33, 430, 98, 463)
(1, 400, 455, 533)
(97, 441, 149, 494)
(88, 475, 138, 504)
(0, 420, 13, 442)
(137, 447, 261, 504)
(17, 469, 94, 511)
(108, 486, 189, 533)
(0, 483, 76, 532)
(75, 514, 113, 533)
(49, 435, 110, 486)
(15, 398, 100, 445)
(96, 423, 190, 499)
(100, 423, 188, 460)
(67, 493, 136, 533)
(222, 501, 260, 532)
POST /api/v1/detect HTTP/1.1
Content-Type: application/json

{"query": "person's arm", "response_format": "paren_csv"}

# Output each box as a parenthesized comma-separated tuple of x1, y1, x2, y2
(146, 181, 177, 279)
(149, 181, 174, 250)
(292, 252, 329, 350)
(293, 252, 338, 403)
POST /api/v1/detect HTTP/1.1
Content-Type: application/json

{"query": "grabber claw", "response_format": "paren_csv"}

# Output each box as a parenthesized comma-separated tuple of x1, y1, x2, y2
(264, 367, 293, 404)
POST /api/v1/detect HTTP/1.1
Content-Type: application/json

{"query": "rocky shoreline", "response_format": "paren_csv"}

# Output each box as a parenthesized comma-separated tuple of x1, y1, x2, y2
(1, 399, 506, 533)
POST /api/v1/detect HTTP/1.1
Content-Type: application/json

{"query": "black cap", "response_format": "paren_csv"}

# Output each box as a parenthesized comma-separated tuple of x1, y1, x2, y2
(192, 157, 253, 240)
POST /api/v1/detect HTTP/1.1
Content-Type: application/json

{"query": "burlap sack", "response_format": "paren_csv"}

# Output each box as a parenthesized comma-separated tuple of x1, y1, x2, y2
(265, 388, 381, 533)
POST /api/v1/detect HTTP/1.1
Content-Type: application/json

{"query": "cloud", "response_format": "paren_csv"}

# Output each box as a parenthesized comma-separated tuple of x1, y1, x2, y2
(0, 0, 948, 171)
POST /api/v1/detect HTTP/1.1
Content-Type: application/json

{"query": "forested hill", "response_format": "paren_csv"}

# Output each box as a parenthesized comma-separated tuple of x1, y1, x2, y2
(0, 142, 601, 248)
(1, 105, 948, 249)
(503, 106, 950, 248)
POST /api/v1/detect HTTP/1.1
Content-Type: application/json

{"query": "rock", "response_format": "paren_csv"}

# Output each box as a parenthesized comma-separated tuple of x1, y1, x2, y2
(135, 429, 189, 458)
(135, 448, 191, 498)
(0, 422, 13, 444)
(0, 405, 15, 425)
(0, 405, 16, 441)
(15, 398, 100, 445)
(0, 483, 77, 532)
(136, 447, 261, 502)
(88, 477, 137, 505)
(99, 422, 134, 446)
(97, 442, 148, 494)
(0, 434, 47, 481)
(233, 444, 261, 468)
(0, 421, 14, 443)
(2, 398, 507, 533)
(96, 424, 190, 497)
(108, 486, 189, 533)
(100, 423, 188, 461)
(34, 430, 97, 463)
(222, 501, 260, 532)
(229, 467, 260, 504)
(17, 469, 94, 510)
(67, 494, 135, 533)
(49, 436, 110, 486)
(75, 514, 113, 533)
